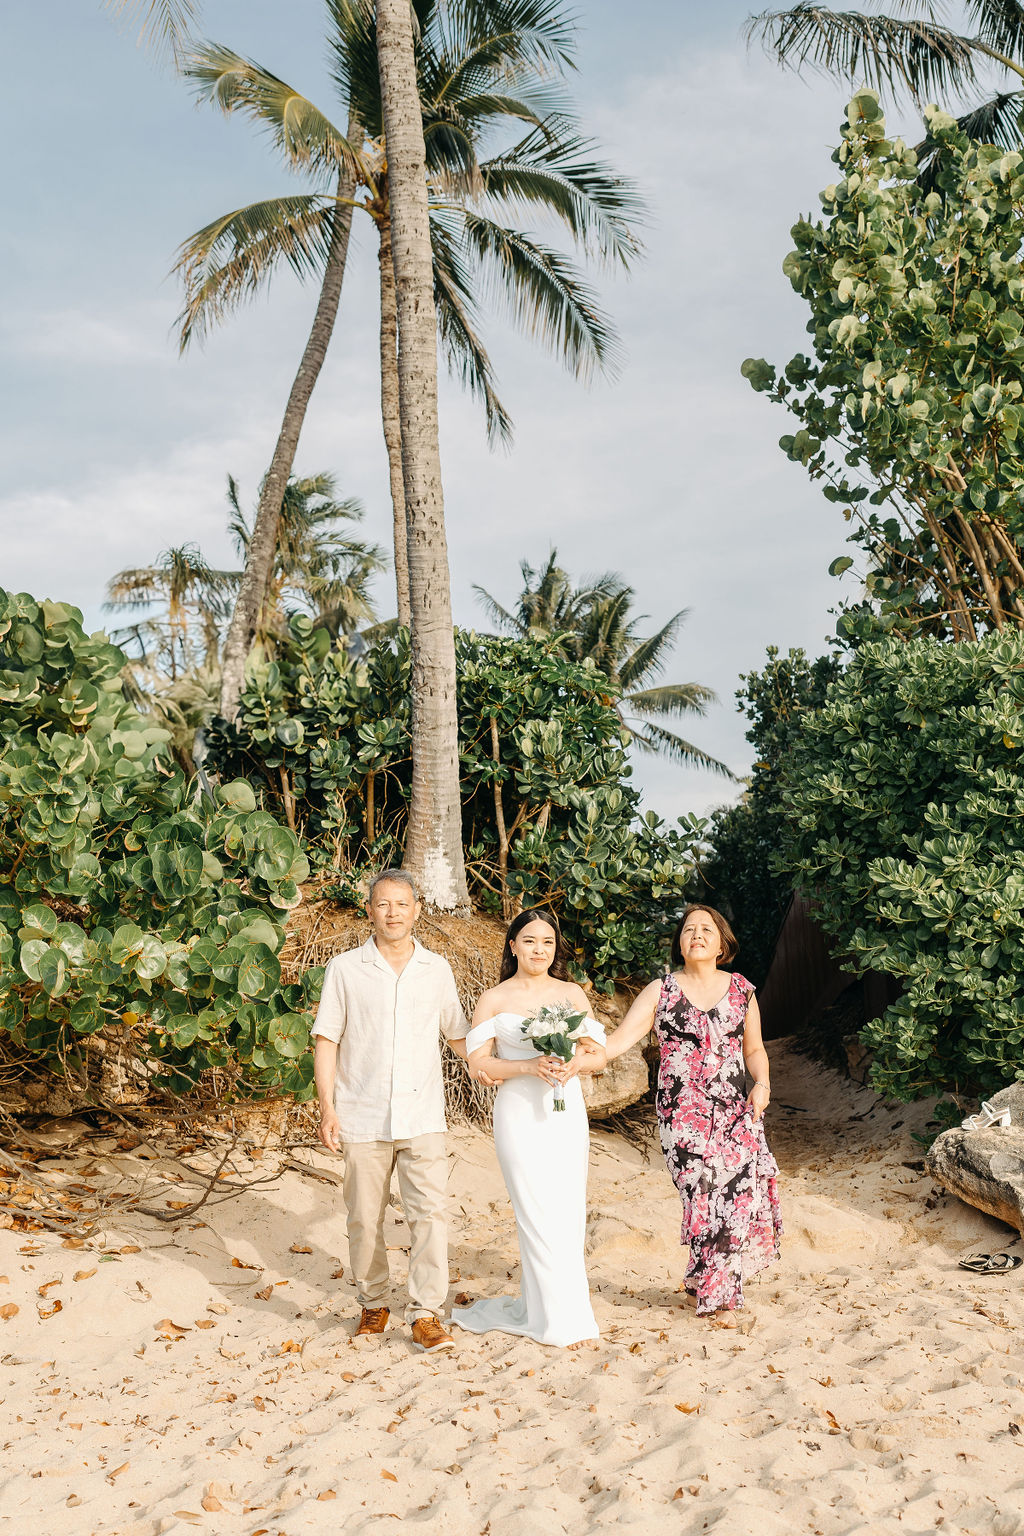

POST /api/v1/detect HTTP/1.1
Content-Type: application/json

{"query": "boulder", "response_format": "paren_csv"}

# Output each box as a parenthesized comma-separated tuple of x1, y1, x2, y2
(582, 1041, 649, 1120)
(926, 1084, 1024, 1234)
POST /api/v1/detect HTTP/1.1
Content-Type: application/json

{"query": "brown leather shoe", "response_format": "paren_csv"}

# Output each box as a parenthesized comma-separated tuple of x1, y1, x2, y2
(410, 1315, 455, 1353)
(355, 1306, 390, 1337)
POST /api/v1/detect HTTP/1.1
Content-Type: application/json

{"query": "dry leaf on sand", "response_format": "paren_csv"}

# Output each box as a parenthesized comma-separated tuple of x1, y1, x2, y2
(37, 1280, 61, 1298)
(73, 1269, 97, 1282)
(155, 1318, 191, 1339)
(201, 1496, 224, 1512)
(0, 1303, 19, 1321)
(230, 1257, 261, 1271)
(254, 1286, 273, 1301)
(194, 1319, 216, 1329)
(289, 1244, 312, 1254)
(318, 1490, 337, 1501)
(381, 1470, 398, 1483)
(38, 1300, 63, 1320)
(106, 1462, 129, 1483)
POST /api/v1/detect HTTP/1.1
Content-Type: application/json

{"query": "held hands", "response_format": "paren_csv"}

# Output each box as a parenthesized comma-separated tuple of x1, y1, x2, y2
(747, 1082, 770, 1123)
(560, 1045, 607, 1081)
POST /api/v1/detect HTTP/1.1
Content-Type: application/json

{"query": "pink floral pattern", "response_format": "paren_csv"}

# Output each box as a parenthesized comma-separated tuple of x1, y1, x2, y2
(654, 970, 781, 1315)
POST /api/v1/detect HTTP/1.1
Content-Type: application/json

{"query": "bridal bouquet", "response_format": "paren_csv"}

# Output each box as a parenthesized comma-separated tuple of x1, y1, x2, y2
(521, 1000, 590, 1111)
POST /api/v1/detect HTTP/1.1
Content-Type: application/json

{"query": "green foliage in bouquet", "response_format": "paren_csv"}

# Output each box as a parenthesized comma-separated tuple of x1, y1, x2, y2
(744, 90, 1024, 643)
(209, 621, 707, 988)
(777, 631, 1024, 1101)
(0, 589, 316, 1102)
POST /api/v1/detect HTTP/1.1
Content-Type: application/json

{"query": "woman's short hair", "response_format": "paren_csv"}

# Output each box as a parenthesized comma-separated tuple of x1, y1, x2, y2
(499, 907, 570, 983)
(368, 868, 419, 903)
(670, 904, 738, 968)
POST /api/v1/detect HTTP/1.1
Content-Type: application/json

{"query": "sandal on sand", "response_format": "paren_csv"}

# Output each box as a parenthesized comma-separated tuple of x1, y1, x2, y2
(957, 1252, 1023, 1275)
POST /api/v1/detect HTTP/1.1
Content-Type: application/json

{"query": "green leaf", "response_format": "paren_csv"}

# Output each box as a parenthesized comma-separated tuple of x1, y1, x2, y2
(236, 944, 282, 999)
(217, 779, 257, 813)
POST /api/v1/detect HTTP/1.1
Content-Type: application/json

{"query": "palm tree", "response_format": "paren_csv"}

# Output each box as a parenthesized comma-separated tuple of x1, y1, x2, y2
(375, 0, 468, 909)
(106, 544, 234, 681)
(746, 4, 1024, 157)
(476, 552, 735, 776)
(176, 0, 640, 708)
(225, 471, 386, 644)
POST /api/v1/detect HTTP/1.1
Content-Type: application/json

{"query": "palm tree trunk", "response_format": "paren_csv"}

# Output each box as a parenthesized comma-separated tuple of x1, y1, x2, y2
(375, 0, 469, 911)
(377, 213, 412, 628)
(218, 152, 357, 721)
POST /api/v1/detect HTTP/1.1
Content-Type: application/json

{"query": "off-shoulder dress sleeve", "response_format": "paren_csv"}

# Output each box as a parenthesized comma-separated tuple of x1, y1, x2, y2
(581, 1017, 607, 1045)
(466, 1017, 499, 1054)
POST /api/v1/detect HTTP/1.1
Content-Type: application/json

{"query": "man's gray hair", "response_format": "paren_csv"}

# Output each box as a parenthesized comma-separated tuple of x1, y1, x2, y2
(368, 867, 419, 902)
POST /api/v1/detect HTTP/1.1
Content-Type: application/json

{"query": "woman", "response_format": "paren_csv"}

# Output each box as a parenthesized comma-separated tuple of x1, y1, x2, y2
(451, 908, 606, 1348)
(601, 904, 781, 1323)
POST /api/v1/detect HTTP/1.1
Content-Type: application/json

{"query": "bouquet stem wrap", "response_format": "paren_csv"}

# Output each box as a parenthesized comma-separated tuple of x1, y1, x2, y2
(520, 1001, 590, 1111)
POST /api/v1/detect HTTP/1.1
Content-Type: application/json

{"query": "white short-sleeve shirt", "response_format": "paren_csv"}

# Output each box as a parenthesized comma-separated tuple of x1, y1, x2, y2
(311, 937, 468, 1143)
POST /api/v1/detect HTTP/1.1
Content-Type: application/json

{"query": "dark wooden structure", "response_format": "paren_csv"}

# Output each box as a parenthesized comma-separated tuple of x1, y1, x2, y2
(758, 891, 899, 1041)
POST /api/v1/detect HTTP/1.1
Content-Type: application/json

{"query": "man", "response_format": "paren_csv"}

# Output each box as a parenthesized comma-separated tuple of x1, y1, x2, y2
(312, 868, 470, 1353)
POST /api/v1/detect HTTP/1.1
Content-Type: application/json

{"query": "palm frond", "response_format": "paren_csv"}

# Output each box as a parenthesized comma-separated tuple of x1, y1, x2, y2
(965, 0, 1024, 62)
(327, 0, 384, 141)
(480, 120, 645, 267)
(617, 609, 691, 690)
(627, 719, 736, 779)
(431, 212, 514, 444)
(184, 42, 360, 179)
(472, 583, 522, 633)
(173, 194, 336, 348)
(625, 682, 718, 719)
(462, 211, 621, 380)
(105, 568, 165, 609)
(104, 0, 198, 64)
(745, 6, 979, 102)
(431, 0, 578, 91)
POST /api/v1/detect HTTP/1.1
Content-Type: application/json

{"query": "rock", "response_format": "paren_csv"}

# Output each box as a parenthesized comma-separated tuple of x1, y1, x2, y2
(926, 1090, 1024, 1235)
(582, 1041, 649, 1120)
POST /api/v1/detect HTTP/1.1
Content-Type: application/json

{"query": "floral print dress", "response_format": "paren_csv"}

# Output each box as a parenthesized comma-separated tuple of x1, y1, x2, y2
(654, 969, 782, 1314)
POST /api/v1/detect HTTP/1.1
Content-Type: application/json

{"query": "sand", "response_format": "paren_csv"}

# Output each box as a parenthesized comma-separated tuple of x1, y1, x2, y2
(2, 1042, 1023, 1536)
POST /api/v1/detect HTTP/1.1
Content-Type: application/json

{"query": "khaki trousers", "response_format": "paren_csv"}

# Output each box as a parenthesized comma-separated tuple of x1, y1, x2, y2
(342, 1133, 449, 1321)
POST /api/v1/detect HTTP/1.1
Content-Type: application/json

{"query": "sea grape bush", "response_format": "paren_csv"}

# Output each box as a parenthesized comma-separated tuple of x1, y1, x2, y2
(0, 590, 316, 1101)
(744, 91, 1024, 642)
(779, 632, 1024, 1101)
(210, 620, 706, 988)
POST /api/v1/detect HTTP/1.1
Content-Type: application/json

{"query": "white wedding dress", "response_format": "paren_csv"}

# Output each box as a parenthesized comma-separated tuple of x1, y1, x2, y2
(451, 1011, 605, 1348)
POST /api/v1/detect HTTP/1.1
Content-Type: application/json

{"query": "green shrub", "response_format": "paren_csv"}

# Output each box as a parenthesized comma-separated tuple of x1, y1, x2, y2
(0, 589, 316, 1103)
(209, 621, 707, 987)
(779, 631, 1024, 1100)
(699, 647, 840, 984)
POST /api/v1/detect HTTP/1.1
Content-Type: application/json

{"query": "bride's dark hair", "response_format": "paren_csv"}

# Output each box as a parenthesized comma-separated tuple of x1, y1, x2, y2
(499, 907, 570, 983)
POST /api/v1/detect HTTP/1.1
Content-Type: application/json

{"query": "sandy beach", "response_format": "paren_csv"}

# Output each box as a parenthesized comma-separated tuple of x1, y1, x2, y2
(2, 1042, 1023, 1536)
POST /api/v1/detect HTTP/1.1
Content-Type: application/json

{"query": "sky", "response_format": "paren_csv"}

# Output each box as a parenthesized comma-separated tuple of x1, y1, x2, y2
(0, 0, 951, 823)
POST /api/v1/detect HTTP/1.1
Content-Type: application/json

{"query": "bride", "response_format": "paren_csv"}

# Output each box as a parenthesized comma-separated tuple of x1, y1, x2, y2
(451, 908, 607, 1348)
